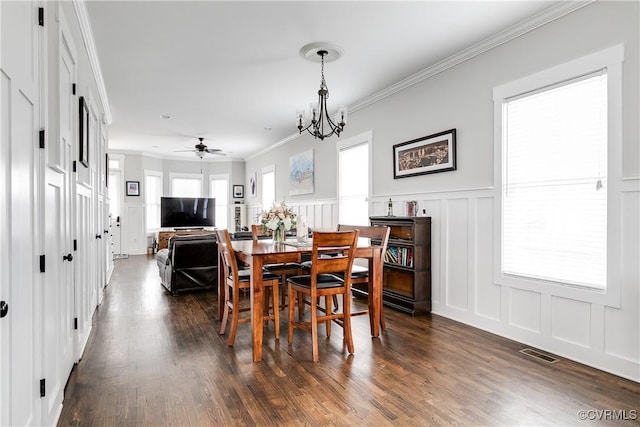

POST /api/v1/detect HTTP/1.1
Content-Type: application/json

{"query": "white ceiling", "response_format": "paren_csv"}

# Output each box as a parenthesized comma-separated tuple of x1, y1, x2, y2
(85, 0, 563, 161)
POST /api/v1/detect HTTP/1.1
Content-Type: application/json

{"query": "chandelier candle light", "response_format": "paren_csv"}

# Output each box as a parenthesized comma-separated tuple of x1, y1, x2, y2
(260, 201, 296, 243)
(297, 43, 347, 140)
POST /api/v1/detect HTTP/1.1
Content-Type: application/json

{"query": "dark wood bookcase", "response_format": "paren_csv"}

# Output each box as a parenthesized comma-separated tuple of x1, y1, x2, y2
(361, 216, 432, 315)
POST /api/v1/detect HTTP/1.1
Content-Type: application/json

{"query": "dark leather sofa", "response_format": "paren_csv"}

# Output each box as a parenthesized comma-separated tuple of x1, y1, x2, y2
(156, 233, 218, 295)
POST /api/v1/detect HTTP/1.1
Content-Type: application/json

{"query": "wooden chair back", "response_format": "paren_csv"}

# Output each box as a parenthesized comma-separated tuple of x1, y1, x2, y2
(216, 228, 240, 282)
(337, 224, 390, 262)
(251, 224, 269, 242)
(309, 230, 359, 280)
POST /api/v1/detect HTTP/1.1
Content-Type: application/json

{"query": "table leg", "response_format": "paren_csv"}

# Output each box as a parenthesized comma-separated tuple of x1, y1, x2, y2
(370, 248, 382, 337)
(251, 256, 265, 362)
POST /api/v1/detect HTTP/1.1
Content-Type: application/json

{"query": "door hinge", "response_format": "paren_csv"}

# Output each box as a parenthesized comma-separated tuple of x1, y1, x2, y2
(73, 317, 78, 330)
(40, 378, 45, 397)
(39, 129, 45, 149)
(73, 161, 77, 172)
(38, 7, 44, 27)
(72, 83, 76, 95)
(39, 255, 45, 273)
(73, 239, 78, 251)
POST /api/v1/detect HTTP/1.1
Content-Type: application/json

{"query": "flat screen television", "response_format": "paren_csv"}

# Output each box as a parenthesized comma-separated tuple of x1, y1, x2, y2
(160, 197, 215, 228)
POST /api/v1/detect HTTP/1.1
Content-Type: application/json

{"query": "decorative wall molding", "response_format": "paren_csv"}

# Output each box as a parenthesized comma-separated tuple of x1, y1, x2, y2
(72, 0, 112, 124)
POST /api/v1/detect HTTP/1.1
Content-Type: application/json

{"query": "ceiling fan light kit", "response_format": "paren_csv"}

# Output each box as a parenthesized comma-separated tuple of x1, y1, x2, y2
(297, 42, 347, 141)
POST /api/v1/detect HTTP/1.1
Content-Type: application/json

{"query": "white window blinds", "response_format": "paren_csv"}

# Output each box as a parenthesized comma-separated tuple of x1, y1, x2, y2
(502, 70, 607, 289)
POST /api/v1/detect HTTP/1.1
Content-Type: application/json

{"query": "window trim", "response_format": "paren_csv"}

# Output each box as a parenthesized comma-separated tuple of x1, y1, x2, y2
(492, 44, 623, 308)
(143, 169, 163, 232)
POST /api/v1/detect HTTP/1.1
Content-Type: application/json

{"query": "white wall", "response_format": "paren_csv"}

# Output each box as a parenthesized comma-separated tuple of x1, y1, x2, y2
(245, 1, 640, 381)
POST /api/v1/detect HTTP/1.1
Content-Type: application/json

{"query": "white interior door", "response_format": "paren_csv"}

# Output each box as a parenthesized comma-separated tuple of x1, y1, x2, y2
(0, 1, 41, 425)
(40, 10, 77, 424)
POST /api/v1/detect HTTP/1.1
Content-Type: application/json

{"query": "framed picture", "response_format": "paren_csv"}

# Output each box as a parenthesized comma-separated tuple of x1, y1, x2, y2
(126, 181, 140, 196)
(233, 184, 244, 198)
(78, 96, 90, 167)
(289, 149, 314, 195)
(249, 172, 257, 197)
(393, 128, 456, 179)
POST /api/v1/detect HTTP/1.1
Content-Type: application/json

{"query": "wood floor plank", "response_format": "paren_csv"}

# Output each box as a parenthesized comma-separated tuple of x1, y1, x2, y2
(57, 255, 639, 426)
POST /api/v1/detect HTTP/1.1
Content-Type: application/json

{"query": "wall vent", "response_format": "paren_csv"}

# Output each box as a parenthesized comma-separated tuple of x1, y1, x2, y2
(519, 348, 560, 363)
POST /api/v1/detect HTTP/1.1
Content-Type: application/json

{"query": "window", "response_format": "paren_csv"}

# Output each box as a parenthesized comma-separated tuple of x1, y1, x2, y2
(338, 132, 371, 225)
(144, 170, 163, 231)
(493, 44, 623, 303)
(210, 174, 229, 228)
(170, 173, 202, 197)
(262, 165, 275, 210)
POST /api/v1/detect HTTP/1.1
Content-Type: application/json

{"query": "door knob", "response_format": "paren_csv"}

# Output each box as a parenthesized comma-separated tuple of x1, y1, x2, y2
(0, 301, 8, 318)
(95, 234, 102, 239)
(63, 253, 73, 262)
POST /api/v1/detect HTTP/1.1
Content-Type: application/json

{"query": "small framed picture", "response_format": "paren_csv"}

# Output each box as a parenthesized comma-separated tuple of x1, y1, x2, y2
(393, 128, 457, 179)
(78, 96, 90, 167)
(126, 181, 140, 196)
(233, 184, 244, 198)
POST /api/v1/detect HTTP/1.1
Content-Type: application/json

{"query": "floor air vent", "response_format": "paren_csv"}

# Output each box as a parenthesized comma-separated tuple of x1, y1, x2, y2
(519, 348, 560, 363)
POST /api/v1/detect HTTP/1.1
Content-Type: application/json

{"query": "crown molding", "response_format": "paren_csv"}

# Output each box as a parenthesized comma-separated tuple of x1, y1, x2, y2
(249, 0, 595, 161)
(349, 0, 595, 113)
(73, 0, 113, 124)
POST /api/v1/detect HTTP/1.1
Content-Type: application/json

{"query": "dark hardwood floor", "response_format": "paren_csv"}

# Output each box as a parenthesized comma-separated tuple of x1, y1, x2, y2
(58, 255, 639, 426)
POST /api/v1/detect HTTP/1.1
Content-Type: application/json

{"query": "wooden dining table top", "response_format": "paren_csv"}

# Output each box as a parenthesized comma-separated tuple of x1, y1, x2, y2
(218, 237, 385, 362)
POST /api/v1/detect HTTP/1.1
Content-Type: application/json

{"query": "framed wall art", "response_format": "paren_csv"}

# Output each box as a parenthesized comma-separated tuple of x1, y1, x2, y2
(289, 149, 314, 195)
(79, 96, 90, 167)
(393, 128, 456, 179)
(126, 181, 140, 196)
(233, 184, 244, 198)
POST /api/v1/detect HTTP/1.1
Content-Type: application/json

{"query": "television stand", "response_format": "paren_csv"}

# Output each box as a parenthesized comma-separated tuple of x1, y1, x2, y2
(157, 229, 214, 250)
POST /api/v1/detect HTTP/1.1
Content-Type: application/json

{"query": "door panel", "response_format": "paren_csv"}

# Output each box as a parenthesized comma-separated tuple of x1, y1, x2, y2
(0, 1, 41, 425)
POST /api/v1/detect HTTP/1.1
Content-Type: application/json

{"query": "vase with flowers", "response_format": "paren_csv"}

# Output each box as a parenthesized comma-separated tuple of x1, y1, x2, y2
(259, 201, 296, 243)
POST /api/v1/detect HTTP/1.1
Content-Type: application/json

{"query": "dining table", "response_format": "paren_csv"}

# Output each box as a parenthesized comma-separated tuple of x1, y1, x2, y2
(218, 237, 384, 362)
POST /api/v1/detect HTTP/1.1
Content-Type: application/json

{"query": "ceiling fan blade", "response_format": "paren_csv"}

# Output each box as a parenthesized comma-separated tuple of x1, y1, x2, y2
(173, 149, 196, 152)
(204, 148, 222, 153)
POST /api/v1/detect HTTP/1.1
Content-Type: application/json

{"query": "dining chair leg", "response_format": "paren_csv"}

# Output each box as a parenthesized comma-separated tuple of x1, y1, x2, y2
(228, 286, 241, 346)
(343, 293, 354, 354)
(287, 284, 295, 345)
(324, 295, 332, 337)
(272, 281, 280, 339)
(219, 298, 229, 335)
(311, 299, 320, 362)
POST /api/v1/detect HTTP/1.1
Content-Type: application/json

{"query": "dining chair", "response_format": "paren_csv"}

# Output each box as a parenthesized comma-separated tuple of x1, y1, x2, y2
(287, 230, 359, 362)
(251, 224, 301, 309)
(336, 224, 390, 329)
(216, 228, 281, 346)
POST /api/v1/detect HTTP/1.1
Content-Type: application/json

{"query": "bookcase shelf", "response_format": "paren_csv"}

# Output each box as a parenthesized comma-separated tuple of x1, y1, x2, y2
(366, 216, 431, 315)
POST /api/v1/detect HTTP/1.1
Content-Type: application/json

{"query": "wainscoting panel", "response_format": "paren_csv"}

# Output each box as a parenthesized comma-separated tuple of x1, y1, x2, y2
(509, 287, 542, 333)
(444, 198, 470, 312)
(474, 197, 501, 321)
(551, 296, 591, 348)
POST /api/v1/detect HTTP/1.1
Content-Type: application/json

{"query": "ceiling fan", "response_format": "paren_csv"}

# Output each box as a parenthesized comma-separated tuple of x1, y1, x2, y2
(175, 137, 226, 158)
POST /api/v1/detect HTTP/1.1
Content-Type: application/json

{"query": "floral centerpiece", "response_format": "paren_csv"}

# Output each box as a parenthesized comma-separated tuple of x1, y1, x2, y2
(259, 201, 296, 242)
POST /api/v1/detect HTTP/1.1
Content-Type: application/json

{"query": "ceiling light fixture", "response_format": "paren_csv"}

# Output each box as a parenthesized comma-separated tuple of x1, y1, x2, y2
(297, 43, 347, 141)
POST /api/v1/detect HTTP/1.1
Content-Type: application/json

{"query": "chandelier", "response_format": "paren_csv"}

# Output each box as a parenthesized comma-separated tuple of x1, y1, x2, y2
(297, 45, 347, 141)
